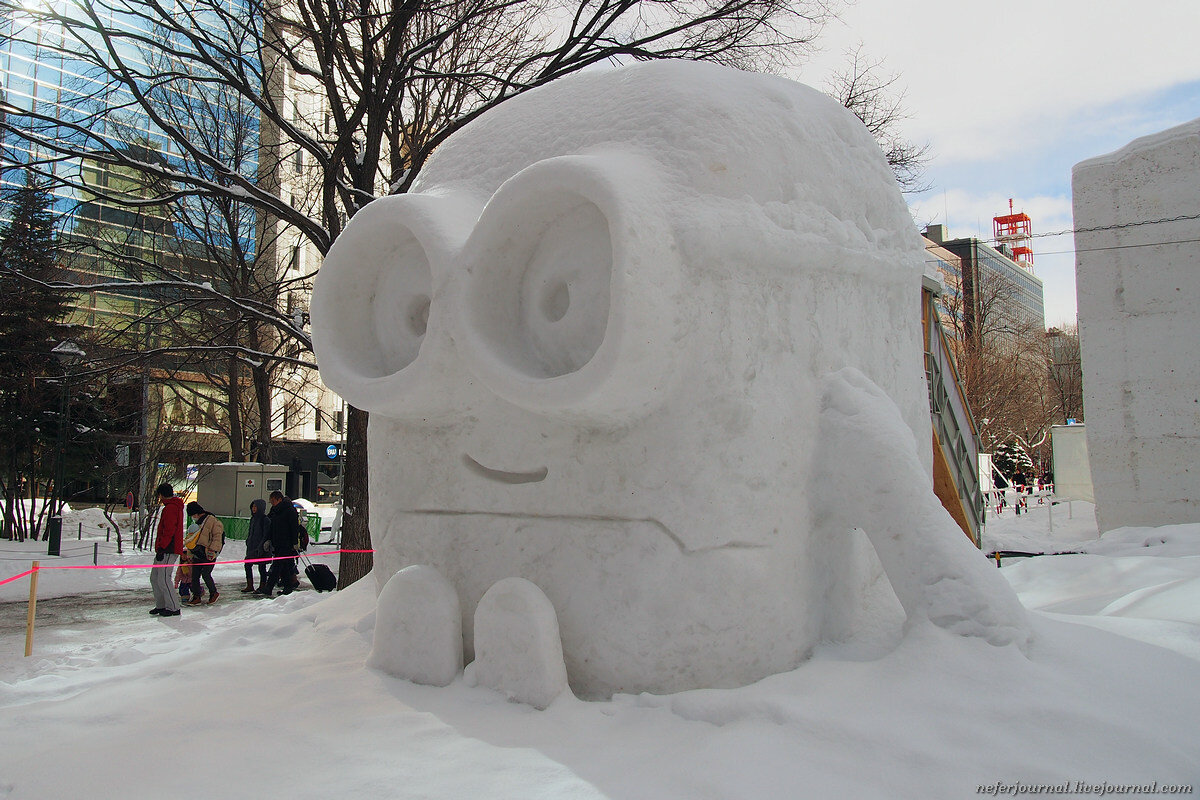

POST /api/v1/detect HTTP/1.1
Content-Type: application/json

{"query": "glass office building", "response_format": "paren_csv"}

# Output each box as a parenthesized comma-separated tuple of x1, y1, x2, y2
(924, 224, 1047, 340)
(0, 0, 260, 291)
(0, 0, 264, 465)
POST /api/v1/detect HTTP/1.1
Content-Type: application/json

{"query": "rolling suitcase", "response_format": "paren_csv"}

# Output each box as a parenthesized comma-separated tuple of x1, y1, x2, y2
(301, 555, 337, 592)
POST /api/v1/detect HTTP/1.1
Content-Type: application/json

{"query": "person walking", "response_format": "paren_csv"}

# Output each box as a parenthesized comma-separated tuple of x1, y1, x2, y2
(243, 498, 271, 593)
(186, 501, 224, 605)
(150, 483, 184, 617)
(260, 491, 300, 597)
(179, 520, 204, 602)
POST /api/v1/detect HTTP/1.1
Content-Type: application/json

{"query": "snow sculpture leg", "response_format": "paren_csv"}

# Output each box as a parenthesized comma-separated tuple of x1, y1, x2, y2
(367, 565, 463, 686)
(817, 368, 1030, 650)
(464, 578, 570, 709)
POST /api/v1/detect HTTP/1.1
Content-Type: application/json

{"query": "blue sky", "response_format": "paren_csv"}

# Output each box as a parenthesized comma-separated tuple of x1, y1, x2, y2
(799, 0, 1200, 329)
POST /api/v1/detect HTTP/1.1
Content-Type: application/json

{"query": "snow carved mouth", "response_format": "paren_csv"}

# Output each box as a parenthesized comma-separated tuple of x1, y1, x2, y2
(463, 454, 549, 485)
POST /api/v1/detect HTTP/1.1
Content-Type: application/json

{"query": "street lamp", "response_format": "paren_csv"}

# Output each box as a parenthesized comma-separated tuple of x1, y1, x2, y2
(47, 341, 85, 555)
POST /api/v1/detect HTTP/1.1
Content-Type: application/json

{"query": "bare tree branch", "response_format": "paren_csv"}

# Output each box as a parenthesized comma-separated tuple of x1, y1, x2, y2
(827, 43, 929, 193)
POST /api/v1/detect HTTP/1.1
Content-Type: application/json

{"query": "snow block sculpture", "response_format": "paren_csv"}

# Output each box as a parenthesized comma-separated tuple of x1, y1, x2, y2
(312, 60, 1029, 699)
(367, 565, 463, 686)
(1073, 118, 1200, 532)
(463, 577, 569, 709)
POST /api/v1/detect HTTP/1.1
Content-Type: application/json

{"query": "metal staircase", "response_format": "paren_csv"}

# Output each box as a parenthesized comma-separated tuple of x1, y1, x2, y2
(923, 279, 984, 546)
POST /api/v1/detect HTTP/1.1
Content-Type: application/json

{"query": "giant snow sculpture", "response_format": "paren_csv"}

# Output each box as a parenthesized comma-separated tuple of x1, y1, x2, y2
(1073, 118, 1200, 532)
(312, 60, 1028, 700)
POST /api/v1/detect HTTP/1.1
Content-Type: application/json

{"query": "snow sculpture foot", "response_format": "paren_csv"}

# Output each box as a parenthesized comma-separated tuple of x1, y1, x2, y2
(367, 565, 463, 686)
(464, 578, 571, 709)
(817, 368, 1030, 651)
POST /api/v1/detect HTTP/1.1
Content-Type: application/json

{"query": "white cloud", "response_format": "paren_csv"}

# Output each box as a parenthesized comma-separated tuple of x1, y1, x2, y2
(797, 0, 1200, 330)
(803, 0, 1200, 164)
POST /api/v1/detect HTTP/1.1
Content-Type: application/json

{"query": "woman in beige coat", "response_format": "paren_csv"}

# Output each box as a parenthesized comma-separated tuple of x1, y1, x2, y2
(185, 501, 224, 605)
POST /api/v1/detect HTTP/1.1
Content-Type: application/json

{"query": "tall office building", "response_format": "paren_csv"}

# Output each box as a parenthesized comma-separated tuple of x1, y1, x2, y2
(923, 223, 1046, 342)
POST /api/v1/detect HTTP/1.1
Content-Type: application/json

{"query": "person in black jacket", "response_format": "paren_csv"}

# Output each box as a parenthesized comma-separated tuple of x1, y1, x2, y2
(260, 491, 300, 597)
(243, 498, 271, 593)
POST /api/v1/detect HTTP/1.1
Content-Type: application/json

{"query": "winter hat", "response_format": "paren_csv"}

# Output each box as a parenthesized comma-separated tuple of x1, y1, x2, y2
(186, 501, 205, 517)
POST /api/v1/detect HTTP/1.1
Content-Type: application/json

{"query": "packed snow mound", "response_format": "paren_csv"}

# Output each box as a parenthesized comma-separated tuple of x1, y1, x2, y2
(311, 60, 1020, 698)
(1080, 523, 1200, 557)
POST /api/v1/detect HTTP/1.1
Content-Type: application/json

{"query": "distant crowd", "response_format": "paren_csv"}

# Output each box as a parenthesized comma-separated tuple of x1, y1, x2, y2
(147, 483, 307, 617)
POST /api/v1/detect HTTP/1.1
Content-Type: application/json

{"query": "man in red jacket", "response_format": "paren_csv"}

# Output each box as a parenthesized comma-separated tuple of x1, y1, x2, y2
(150, 483, 185, 616)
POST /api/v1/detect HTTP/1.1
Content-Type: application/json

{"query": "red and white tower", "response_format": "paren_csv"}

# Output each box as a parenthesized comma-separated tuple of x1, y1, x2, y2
(993, 199, 1034, 268)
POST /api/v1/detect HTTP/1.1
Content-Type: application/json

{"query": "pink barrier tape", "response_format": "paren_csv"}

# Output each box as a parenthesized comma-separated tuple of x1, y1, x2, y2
(0, 550, 375, 586)
(0, 568, 37, 588)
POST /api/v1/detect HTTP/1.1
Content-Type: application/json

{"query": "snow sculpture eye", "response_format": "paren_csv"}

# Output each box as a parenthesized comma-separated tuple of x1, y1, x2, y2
(459, 155, 682, 421)
(310, 193, 471, 415)
(478, 194, 612, 379)
(371, 235, 432, 373)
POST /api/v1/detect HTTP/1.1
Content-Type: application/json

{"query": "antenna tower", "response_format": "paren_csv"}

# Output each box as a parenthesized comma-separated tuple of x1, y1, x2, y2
(993, 199, 1034, 268)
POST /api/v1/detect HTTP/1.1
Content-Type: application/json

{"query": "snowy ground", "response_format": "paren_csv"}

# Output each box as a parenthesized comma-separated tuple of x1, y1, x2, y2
(1, 499, 1198, 799)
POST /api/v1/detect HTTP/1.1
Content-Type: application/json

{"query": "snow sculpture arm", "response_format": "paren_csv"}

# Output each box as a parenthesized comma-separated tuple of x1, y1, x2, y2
(816, 368, 1030, 651)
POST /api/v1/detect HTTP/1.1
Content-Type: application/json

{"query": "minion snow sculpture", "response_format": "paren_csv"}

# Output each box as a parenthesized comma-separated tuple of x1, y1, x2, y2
(312, 61, 1028, 702)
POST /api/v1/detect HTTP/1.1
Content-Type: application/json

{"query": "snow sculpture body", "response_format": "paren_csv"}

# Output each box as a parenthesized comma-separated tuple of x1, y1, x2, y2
(312, 61, 1028, 700)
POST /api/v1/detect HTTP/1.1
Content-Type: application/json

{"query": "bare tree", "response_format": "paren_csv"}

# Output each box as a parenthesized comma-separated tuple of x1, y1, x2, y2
(1044, 326, 1084, 425)
(826, 43, 929, 193)
(939, 263, 1055, 474)
(1, 0, 839, 585)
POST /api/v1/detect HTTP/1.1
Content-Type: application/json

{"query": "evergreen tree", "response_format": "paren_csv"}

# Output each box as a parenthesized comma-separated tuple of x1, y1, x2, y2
(0, 171, 73, 538)
(992, 440, 1035, 487)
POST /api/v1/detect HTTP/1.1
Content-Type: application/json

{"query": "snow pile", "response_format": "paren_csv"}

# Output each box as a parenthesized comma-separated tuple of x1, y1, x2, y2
(311, 60, 1020, 698)
(2, 520, 1200, 798)
(1079, 523, 1200, 558)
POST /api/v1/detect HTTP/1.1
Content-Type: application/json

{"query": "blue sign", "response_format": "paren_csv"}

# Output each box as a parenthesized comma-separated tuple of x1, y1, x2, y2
(326, 444, 340, 459)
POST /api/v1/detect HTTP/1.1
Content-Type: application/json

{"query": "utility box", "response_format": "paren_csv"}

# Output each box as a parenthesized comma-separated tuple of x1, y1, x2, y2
(195, 463, 288, 517)
(1051, 425, 1094, 503)
(978, 453, 994, 493)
